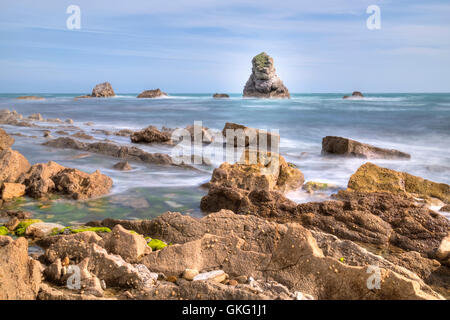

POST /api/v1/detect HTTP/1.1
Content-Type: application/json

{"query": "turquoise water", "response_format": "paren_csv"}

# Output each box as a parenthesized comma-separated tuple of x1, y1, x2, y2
(1, 93, 449, 224)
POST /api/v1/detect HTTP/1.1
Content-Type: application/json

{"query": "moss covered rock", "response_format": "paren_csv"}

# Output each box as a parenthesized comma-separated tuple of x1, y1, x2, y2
(348, 162, 450, 203)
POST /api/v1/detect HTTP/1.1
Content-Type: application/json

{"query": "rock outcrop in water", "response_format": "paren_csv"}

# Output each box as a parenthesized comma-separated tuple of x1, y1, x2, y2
(16, 96, 45, 100)
(130, 126, 172, 144)
(243, 52, 290, 99)
(322, 136, 411, 159)
(343, 91, 364, 99)
(137, 89, 167, 98)
(0, 128, 14, 151)
(213, 93, 229, 99)
(91, 82, 115, 97)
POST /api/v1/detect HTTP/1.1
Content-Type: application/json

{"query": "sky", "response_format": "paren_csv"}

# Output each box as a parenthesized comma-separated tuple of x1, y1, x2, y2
(0, 0, 449, 93)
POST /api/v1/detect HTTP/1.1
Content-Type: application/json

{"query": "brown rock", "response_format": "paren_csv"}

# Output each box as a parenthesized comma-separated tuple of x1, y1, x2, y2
(213, 93, 229, 99)
(243, 52, 290, 99)
(0, 148, 31, 183)
(113, 161, 132, 171)
(348, 162, 449, 203)
(137, 89, 168, 98)
(1, 182, 26, 200)
(102, 224, 151, 263)
(322, 136, 410, 159)
(16, 96, 45, 100)
(130, 126, 171, 144)
(440, 205, 450, 212)
(222, 122, 280, 149)
(0, 237, 42, 299)
(72, 132, 94, 140)
(343, 91, 364, 99)
(4, 217, 20, 231)
(91, 82, 115, 98)
(0, 128, 14, 151)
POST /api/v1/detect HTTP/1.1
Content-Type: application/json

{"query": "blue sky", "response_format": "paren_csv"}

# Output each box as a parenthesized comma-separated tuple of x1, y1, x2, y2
(0, 0, 449, 93)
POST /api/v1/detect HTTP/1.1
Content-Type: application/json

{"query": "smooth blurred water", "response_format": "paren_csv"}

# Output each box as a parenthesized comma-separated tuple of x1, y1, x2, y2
(1, 93, 449, 223)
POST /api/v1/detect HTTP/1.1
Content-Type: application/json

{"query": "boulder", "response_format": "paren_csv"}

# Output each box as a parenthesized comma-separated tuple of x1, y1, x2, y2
(222, 122, 280, 149)
(343, 91, 364, 99)
(18, 161, 113, 200)
(322, 136, 410, 159)
(243, 52, 290, 99)
(91, 82, 115, 97)
(102, 225, 151, 263)
(113, 161, 132, 171)
(0, 237, 42, 299)
(25, 222, 65, 238)
(348, 162, 450, 203)
(0, 148, 31, 183)
(208, 150, 303, 193)
(0, 128, 14, 151)
(1, 182, 26, 200)
(213, 93, 229, 99)
(130, 126, 171, 144)
(137, 89, 168, 98)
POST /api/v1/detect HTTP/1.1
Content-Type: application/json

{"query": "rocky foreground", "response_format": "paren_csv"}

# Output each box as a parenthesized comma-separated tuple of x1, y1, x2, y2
(0, 119, 449, 300)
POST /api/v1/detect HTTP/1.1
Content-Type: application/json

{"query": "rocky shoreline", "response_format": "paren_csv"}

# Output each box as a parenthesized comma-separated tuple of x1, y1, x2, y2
(0, 111, 449, 300)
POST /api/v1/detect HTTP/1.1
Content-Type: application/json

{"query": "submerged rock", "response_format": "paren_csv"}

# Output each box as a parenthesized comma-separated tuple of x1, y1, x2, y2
(91, 82, 115, 98)
(16, 96, 45, 100)
(137, 89, 168, 98)
(243, 52, 290, 99)
(0, 237, 42, 299)
(113, 161, 132, 171)
(348, 162, 449, 203)
(322, 136, 410, 159)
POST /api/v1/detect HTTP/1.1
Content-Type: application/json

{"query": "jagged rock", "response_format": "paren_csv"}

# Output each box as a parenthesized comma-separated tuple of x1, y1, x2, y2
(343, 91, 364, 99)
(1, 182, 26, 200)
(0, 237, 42, 299)
(0, 148, 31, 183)
(0, 109, 23, 125)
(91, 82, 115, 97)
(130, 126, 171, 144)
(4, 217, 20, 231)
(213, 93, 229, 98)
(243, 52, 290, 99)
(0, 128, 14, 151)
(222, 122, 280, 149)
(131, 211, 442, 299)
(113, 161, 132, 171)
(18, 160, 112, 200)
(322, 136, 410, 159)
(348, 162, 450, 203)
(43, 137, 179, 167)
(16, 96, 45, 100)
(137, 89, 168, 98)
(102, 225, 151, 263)
(207, 150, 303, 194)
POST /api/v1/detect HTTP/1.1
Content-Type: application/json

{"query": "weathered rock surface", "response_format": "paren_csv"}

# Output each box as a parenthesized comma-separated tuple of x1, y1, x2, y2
(213, 93, 229, 98)
(440, 205, 450, 212)
(0, 128, 14, 151)
(91, 82, 115, 98)
(25, 222, 65, 238)
(18, 160, 112, 200)
(102, 225, 151, 263)
(43, 137, 185, 167)
(137, 89, 168, 98)
(343, 91, 364, 99)
(0, 148, 31, 183)
(322, 136, 411, 159)
(348, 162, 450, 203)
(207, 150, 303, 194)
(1, 182, 26, 200)
(222, 122, 280, 148)
(0, 237, 42, 299)
(243, 52, 290, 99)
(91, 211, 443, 299)
(130, 126, 171, 144)
(72, 132, 94, 140)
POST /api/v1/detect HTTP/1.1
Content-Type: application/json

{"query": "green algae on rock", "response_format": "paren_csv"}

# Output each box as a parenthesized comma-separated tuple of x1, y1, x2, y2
(51, 226, 111, 235)
(147, 238, 167, 251)
(0, 226, 9, 235)
(14, 219, 43, 236)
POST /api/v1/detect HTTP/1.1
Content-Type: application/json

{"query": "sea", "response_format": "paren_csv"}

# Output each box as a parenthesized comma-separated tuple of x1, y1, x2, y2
(0, 93, 449, 224)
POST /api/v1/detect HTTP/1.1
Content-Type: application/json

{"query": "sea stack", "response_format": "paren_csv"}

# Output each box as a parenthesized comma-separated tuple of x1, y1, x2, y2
(243, 52, 290, 99)
(343, 91, 364, 99)
(91, 82, 116, 98)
